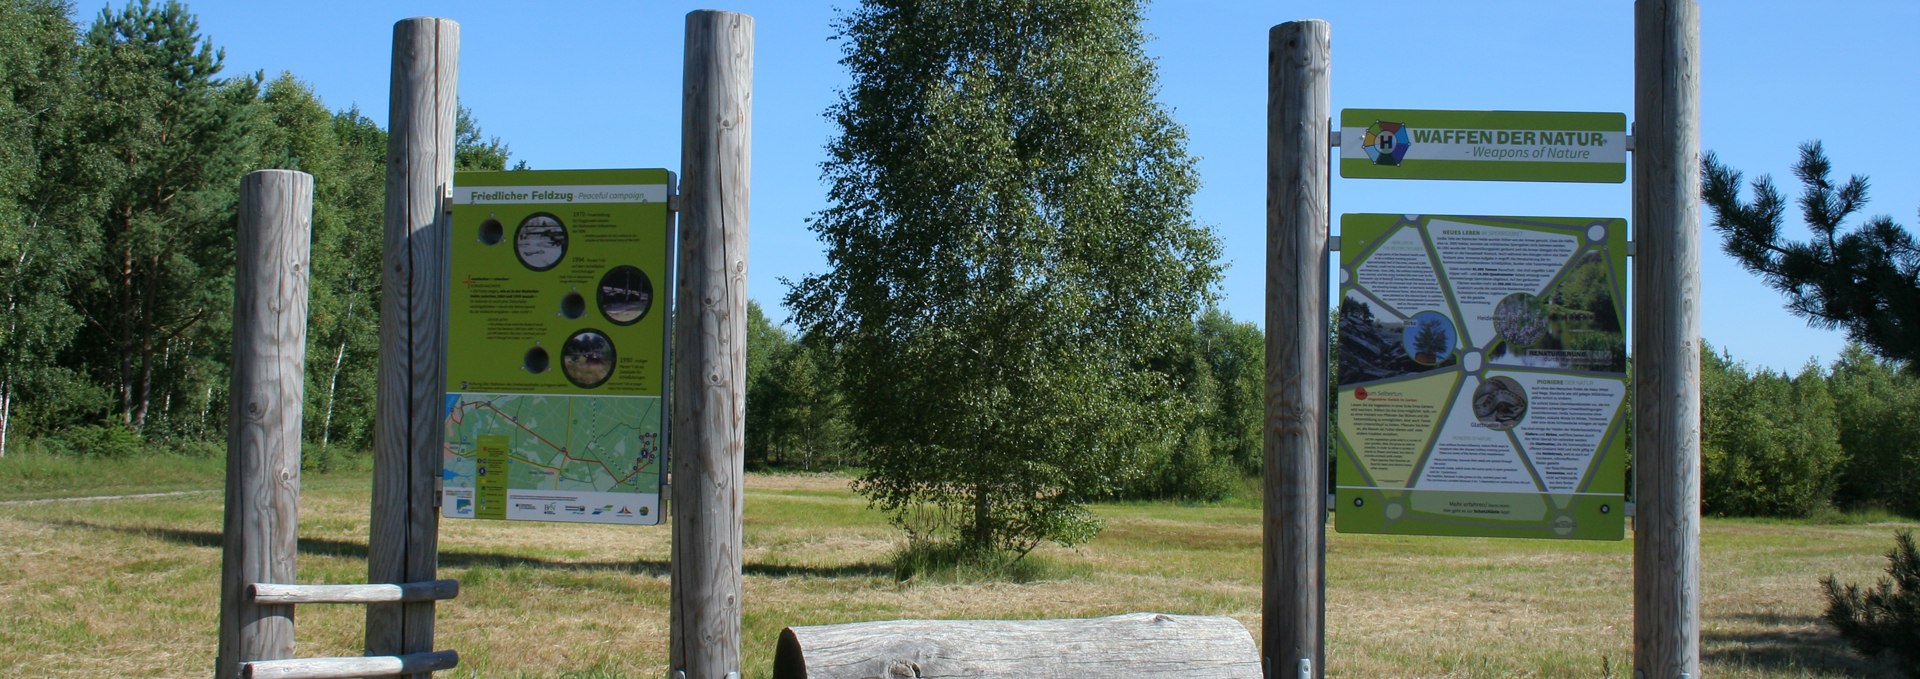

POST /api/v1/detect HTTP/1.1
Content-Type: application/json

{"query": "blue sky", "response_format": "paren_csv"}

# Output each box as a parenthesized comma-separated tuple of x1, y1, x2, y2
(162, 0, 1917, 373)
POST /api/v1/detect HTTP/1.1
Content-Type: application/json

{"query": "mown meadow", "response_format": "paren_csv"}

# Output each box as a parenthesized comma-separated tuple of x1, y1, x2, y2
(0, 458, 1909, 678)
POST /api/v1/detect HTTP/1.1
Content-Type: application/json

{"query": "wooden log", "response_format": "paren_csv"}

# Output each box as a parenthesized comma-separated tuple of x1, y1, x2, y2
(773, 613, 1261, 679)
(1265, 19, 1330, 679)
(671, 10, 752, 679)
(250, 580, 458, 605)
(369, 17, 458, 675)
(242, 650, 458, 679)
(217, 169, 314, 679)
(1632, 1, 1702, 677)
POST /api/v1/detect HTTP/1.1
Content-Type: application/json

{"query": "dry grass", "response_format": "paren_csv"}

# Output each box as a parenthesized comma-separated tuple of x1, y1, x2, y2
(0, 469, 1910, 678)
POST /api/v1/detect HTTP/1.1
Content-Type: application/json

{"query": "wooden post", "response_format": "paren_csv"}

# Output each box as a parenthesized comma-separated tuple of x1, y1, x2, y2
(671, 10, 752, 679)
(217, 169, 315, 679)
(368, 17, 457, 675)
(1265, 19, 1330, 679)
(1632, 1, 1701, 677)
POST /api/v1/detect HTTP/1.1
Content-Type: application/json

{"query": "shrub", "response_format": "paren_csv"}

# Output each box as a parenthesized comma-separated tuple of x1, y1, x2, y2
(1820, 529, 1920, 676)
(46, 424, 149, 459)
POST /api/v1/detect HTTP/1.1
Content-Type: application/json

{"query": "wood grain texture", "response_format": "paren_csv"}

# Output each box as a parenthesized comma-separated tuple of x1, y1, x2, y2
(671, 10, 752, 679)
(369, 17, 457, 672)
(1632, 1, 1702, 677)
(217, 170, 314, 679)
(250, 580, 458, 605)
(243, 650, 458, 679)
(772, 613, 1261, 679)
(1264, 19, 1330, 679)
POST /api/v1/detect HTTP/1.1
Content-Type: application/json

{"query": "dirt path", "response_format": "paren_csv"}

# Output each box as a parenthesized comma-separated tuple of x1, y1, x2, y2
(0, 490, 215, 506)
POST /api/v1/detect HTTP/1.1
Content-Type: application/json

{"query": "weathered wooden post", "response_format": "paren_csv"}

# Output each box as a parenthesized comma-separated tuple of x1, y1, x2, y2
(216, 169, 314, 678)
(670, 9, 752, 679)
(368, 17, 457, 675)
(1632, 1, 1701, 677)
(1265, 18, 1330, 679)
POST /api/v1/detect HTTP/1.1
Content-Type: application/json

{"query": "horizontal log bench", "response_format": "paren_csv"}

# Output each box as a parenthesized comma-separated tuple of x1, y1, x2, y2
(773, 612, 1261, 678)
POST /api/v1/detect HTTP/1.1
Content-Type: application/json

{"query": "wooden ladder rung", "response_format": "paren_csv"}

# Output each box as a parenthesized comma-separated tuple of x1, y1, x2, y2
(242, 650, 458, 679)
(249, 579, 458, 604)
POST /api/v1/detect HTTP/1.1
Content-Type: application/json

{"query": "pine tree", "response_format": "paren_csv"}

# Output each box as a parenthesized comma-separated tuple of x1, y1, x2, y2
(1703, 142, 1919, 367)
(74, 0, 257, 432)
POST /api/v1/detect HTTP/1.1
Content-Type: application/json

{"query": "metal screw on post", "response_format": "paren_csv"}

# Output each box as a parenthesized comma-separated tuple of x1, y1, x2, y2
(1298, 658, 1312, 679)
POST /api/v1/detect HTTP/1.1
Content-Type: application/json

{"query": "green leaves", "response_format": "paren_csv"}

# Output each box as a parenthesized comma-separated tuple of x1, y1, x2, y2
(793, 0, 1221, 556)
(1703, 142, 1920, 366)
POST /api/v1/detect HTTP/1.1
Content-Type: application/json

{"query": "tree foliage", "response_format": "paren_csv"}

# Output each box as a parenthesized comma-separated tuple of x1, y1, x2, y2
(1700, 345, 1846, 517)
(74, 0, 258, 435)
(0, 1, 522, 458)
(1827, 345, 1920, 516)
(789, 0, 1221, 555)
(1820, 530, 1920, 677)
(1704, 142, 1920, 367)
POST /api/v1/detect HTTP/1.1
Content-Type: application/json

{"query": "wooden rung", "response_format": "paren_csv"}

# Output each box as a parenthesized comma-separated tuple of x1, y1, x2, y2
(249, 580, 458, 604)
(243, 650, 458, 679)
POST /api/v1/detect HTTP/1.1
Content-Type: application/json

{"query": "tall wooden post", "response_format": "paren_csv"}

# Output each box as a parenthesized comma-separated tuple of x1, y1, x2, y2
(1265, 19, 1330, 679)
(368, 17, 457, 675)
(216, 170, 314, 679)
(671, 10, 752, 679)
(1632, 1, 1701, 677)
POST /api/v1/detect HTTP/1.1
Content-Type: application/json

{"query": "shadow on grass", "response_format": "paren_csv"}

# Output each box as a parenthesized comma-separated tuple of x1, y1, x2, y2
(1703, 613, 1898, 677)
(40, 518, 892, 580)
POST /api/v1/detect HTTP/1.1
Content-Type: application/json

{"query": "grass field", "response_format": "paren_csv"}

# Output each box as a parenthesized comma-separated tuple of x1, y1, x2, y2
(0, 458, 1910, 678)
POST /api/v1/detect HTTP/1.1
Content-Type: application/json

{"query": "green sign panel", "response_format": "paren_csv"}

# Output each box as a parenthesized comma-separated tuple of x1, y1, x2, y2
(1340, 109, 1626, 183)
(1336, 214, 1628, 540)
(441, 168, 673, 525)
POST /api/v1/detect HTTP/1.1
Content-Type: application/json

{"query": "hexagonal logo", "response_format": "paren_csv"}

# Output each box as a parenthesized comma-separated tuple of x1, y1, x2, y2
(1363, 121, 1412, 166)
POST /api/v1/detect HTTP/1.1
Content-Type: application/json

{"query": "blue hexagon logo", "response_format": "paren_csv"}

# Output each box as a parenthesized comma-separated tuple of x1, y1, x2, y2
(1363, 121, 1412, 166)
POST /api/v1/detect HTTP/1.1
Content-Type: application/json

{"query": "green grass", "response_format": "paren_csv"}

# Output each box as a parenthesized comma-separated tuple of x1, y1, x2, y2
(0, 461, 1912, 678)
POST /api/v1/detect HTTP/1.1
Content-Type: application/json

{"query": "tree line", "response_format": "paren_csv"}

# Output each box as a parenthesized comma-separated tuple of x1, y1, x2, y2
(0, 0, 508, 459)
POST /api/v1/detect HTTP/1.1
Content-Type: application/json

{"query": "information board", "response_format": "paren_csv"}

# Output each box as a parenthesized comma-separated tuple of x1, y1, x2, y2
(1339, 109, 1627, 183)
(1335, 214, 1628, 540)
(441, 168, 674, 525)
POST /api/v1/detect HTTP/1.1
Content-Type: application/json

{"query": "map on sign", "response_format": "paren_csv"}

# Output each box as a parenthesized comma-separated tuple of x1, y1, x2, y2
(441, 168, 673, 525)
(444, 394, 663, 523)
(1335, 214, 1628, 540)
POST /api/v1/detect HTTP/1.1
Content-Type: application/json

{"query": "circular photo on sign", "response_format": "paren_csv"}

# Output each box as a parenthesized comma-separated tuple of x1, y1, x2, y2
(514, 212, 568, 271)
(559, 289, 586, 320)
(562, 329, 616, 389)
(1494, 293, 1550, 348)
(477, 215, 505, 245)
(598, 265, 654, 326)
(523, 344, 550, 374)
(1472, 376, 1528, 430)
(1401, 310, 1457, 366)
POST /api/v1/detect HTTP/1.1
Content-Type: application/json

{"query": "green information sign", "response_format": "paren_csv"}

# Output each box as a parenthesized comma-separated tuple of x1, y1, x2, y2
(441, 168, 673, 525)
(1339, 109, 1627, 183)
(1335, 214, 1628, 540)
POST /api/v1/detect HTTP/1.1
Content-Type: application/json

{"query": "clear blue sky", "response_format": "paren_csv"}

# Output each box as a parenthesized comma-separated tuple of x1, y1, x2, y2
(157, 0, 1917, 373)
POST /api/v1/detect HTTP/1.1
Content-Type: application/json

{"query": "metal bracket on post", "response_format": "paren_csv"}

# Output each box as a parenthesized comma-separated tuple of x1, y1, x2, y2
(1328, 120, 1340, 148)
(441, 184, 454, 217)
(1626, 240, 1636, 257)
(1298, 658, 1312, 679)
(1625, 122, 1636, 153)
(1328, 235, 1341, 252)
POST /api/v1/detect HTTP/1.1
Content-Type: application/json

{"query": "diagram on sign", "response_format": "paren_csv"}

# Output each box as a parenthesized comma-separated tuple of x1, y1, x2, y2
(1336, 214, 1629, 540)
